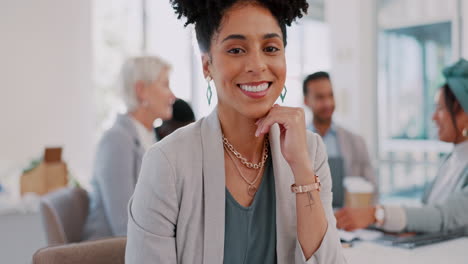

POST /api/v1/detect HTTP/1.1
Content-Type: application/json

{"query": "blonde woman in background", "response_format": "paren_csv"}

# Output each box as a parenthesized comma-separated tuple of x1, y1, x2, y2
(83, 56, 175, 240)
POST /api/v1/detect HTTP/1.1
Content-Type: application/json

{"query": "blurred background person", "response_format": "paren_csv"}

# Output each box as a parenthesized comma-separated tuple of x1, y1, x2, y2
(303, 71, 377, 207)
(155, 98, 195, 141)
(335, 58, 468, 233)
(83, 56, 176, 240)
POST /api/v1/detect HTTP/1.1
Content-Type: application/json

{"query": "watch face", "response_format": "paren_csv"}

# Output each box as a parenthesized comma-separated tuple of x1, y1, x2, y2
(376, 208, 385, 220)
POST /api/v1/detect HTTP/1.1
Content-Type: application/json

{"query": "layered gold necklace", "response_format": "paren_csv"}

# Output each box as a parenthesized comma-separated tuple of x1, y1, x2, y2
(222, 134, 269, 196)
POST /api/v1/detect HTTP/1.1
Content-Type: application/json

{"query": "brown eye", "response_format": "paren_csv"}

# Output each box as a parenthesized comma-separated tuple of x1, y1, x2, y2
(264, 46, 280, 53)
(227, 48, 245, 54)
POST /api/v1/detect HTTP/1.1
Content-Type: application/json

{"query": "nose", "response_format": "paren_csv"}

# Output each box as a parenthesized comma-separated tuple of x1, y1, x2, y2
(171, 93, 176, 103)
(245, 50, 267, 74)
(431, 110, 437, 122)
(325, 97, 334, 108)
(168, 89, 176, 104)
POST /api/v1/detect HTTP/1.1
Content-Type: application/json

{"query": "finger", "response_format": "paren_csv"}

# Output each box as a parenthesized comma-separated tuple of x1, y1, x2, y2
(254, 106, 280, 136)
(255, 116, 277, 137)
(279, 123, 286, 133)
(336, 221, 343, 230)
(336, 214, 349, 226)
(254, 104, 283, 128)
(255, 117, 264, 126)
(344, 222, 358, 232)
(255, 110, 276, 137)
(336, 215, 352, 230)
(334, 209, 350, 223)
(335, 217, 343, 229)
(335, 213, 348, 228)
(336, 217, 349, 230)
(255, 108, 294, 137)
(334, 209, 345, 218)
(261, 107, 306, 134)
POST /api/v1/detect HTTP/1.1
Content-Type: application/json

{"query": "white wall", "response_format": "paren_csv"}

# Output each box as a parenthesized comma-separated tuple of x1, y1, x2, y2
(147, 0, 195, 108)
(325, 0, 467, 159)
(0, 0, 95, 182)
(463, 0, 468, 59)
(325, 0, 378, 155)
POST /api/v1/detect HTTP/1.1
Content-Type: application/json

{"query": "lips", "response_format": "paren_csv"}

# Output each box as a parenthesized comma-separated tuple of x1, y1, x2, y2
(237, 81, 272, 99)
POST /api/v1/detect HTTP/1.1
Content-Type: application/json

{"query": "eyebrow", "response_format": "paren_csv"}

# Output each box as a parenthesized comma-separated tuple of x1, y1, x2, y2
(221, 33, 282, 43)
(221, 34, 246, 43)
(263, 33, 281, 40)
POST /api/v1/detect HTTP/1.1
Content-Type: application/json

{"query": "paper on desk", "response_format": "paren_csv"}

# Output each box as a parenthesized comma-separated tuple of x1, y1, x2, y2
(339, 228, 384, 242)
(0, 193, 40, 215)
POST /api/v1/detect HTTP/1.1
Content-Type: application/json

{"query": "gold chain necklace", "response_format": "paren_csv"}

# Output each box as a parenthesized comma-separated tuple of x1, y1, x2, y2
(224, 146, 265, 196)
(222, 134, 269, 169)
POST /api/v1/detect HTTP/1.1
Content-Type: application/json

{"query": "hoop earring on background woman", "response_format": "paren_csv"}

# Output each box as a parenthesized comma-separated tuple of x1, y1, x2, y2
(463, 127, 468, 137)
(206, 76, 213, 105)
(280, 86, 287, 103)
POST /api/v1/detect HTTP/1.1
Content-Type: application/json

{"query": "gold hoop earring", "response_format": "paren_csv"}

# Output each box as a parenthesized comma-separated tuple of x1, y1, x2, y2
(463, 128, 468, 137)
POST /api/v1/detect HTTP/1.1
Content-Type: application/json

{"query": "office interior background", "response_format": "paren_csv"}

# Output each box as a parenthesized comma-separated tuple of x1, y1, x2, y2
(1, 0, 468, 262)
(2, 0, 466, 199)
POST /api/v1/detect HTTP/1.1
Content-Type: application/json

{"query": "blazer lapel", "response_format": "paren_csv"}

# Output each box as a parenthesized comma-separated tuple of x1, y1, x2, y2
(201, 109, 226, 264)
(269, 124, 297, 263)
(199, 116, 303, 263)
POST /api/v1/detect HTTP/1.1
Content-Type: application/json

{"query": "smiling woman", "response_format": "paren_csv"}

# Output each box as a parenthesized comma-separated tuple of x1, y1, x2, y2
(205, 4, 287, 123)
(125, 1, 345, 263)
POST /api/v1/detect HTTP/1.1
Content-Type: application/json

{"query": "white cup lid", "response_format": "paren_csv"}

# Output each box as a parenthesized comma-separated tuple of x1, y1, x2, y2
(344, 176, 374, 193)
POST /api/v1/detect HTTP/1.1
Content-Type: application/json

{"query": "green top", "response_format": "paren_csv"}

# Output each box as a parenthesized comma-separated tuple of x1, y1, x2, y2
(223, 157, 277, 264)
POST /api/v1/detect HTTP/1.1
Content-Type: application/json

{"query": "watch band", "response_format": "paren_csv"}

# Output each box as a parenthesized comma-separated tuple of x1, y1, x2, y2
(291, 175, 321, 193)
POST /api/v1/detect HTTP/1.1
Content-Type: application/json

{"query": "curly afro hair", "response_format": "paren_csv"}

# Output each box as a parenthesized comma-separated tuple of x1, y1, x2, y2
(170, 0, 308, 52)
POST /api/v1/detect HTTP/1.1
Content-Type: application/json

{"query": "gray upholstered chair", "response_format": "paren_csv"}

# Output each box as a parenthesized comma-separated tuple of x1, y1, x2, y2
(39, 187, 89, 245)
(32, 237, 126, 264)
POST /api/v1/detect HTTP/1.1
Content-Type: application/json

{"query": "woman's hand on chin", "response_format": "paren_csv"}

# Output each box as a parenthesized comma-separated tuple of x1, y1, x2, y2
(255, 104, 314, 180)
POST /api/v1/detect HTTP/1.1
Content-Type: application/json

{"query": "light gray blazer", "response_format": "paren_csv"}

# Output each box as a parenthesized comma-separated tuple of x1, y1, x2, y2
(335, 125, 378, 195)
(126, 109, 345, 264)
(83, 114, 145, 240)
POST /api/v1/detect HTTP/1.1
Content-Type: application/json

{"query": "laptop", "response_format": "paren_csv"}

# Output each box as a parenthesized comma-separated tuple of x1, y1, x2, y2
(328, 157, 345, 208)
(377, 228, 466, 249)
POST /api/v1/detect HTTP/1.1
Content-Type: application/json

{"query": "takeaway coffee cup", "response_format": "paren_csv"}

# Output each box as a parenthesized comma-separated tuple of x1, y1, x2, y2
(344, 177, 374, 208)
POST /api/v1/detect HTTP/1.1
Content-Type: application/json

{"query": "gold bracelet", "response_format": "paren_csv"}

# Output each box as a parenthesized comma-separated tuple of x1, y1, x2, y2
(290, 175, 321, 193)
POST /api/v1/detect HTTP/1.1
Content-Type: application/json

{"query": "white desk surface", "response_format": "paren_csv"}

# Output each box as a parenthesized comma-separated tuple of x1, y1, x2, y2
(0, 211, 46, 264)
(343, 237, 468, 264)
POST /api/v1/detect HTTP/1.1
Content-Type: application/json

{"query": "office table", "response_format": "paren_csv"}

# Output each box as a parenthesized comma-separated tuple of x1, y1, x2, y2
(343, 237, 468, 264)
(0, 210, 46, 263)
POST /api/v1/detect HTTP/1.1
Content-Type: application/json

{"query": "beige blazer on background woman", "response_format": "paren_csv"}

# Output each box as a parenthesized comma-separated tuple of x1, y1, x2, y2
(125, 109, 345, 264)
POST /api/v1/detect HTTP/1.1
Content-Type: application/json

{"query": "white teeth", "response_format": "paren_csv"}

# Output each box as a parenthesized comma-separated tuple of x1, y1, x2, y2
(239, 83, 269, 92)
